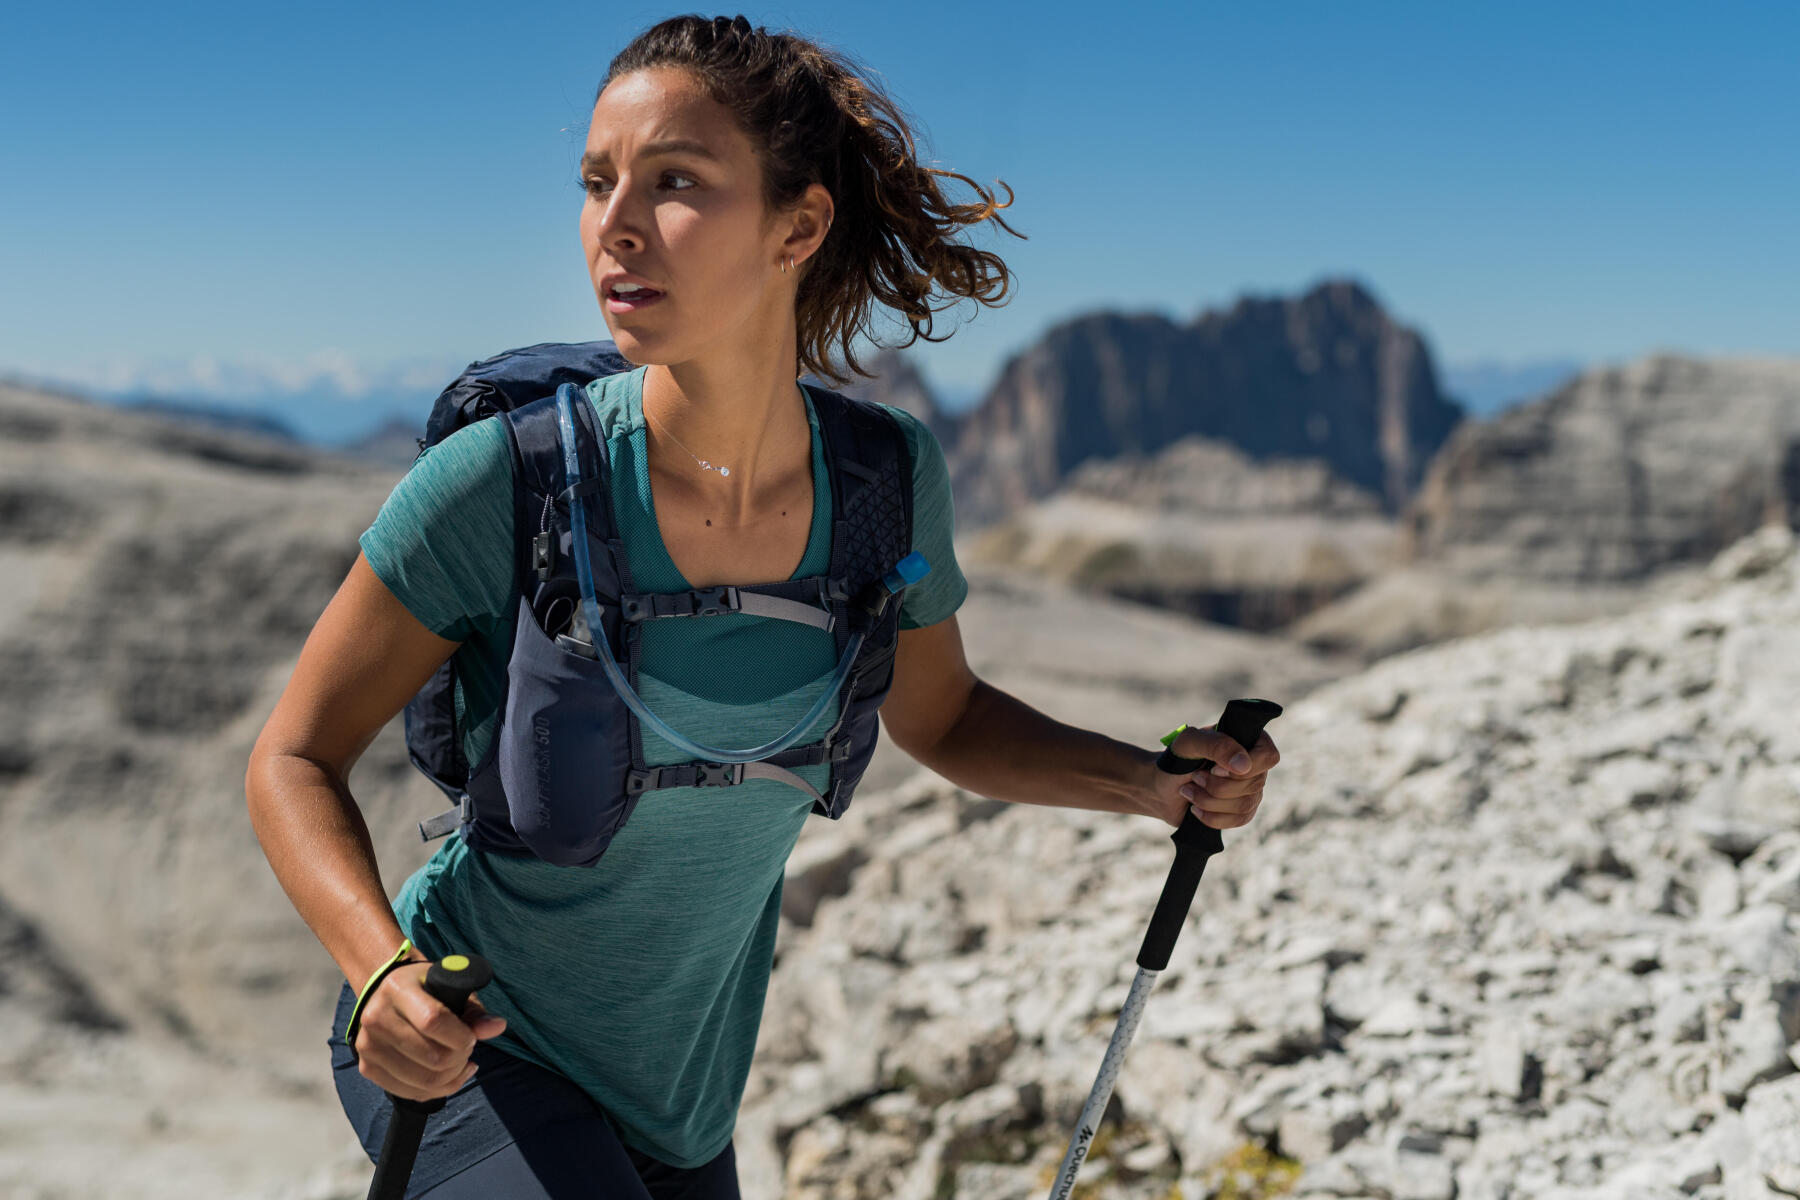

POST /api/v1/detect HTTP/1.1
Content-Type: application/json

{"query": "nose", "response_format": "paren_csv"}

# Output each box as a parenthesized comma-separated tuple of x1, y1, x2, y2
(593, 176, 646, 254)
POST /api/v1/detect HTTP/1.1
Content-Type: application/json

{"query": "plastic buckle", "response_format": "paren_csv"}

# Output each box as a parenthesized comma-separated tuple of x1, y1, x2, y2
(621, 596, 648, 623)
(626, 769, 654, 794)
(694, 586, 736, 617)
(828, 739, 855, 763)
(695, 762, 743, 787)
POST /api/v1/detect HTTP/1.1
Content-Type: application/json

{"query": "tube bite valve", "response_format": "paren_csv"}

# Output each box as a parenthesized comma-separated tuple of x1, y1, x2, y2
(854, 552, 931, 620)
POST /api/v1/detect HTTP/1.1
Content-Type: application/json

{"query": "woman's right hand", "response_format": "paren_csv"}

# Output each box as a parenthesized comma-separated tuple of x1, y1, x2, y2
(352, 960, 509, 1102)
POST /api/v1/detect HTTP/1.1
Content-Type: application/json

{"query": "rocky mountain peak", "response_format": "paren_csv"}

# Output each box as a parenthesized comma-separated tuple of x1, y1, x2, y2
(1405, 354, 1800, 581)
(945, 278, 1463, 529)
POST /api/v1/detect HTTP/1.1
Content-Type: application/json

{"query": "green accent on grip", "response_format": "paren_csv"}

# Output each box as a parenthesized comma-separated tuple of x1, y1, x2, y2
(1160, 724, 1189, 748)
(441, 954, 470, 971)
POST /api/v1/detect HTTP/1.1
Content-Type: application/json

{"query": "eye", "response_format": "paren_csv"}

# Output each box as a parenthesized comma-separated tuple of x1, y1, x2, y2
(577, 173, 697, 198)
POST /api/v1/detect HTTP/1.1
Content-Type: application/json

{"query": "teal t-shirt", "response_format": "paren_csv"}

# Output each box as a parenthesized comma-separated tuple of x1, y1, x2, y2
(356, 365, 966, 1167)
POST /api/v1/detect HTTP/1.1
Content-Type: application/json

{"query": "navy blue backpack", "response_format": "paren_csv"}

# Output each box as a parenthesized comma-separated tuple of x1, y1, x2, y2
(399, 341, 924, 867)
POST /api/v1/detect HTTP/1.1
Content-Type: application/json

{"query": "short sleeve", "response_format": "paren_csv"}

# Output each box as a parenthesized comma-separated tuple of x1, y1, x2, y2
(878, 405, 969, 630)
(357, 418, 516, 644)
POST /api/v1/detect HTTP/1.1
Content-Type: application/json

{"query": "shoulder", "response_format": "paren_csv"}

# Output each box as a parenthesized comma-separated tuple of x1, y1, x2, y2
(400, 416, 514, 500)
(815, 394, 940, 465)
(584, 369, 646, 442)
(499, 374, 637, 491)
(863, 402, 952, 477)
(359, 415, 517, 642)
(864, 399, 924, 438)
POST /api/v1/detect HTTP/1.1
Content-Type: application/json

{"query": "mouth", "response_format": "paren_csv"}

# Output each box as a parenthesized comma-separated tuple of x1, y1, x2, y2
(605, 284, 666, 314)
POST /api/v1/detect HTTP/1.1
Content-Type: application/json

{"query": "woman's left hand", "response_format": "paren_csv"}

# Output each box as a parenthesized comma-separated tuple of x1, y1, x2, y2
(1144, 725, 1281, 831)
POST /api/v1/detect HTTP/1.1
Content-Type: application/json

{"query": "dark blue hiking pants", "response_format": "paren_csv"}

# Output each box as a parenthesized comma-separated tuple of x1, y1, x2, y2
(328, 981, 742, 1198)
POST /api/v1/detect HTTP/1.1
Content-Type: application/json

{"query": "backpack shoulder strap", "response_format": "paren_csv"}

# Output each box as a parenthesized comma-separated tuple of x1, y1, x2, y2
(501, 385, 635, 596)
(807, 386, 915, 649)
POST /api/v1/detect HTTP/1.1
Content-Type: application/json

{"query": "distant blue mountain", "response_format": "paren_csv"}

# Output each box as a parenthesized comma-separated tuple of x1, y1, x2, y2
(121, 394, 304, 442)
(1440, 359, 1584, 416)
(107, 386, 435, 451)
(119, 392, 431, 466)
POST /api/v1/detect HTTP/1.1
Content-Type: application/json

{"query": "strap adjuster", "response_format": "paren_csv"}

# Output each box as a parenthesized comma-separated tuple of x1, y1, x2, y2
(696, 762, 743, 787)
(621, 587, 742, 623)
(627, 763, 745, 791)
(532, 531, 555, 582)
(417, 792, 474, 842)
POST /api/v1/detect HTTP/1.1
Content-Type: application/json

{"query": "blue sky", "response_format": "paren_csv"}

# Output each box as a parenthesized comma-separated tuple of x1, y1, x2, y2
(2, 1, 1794, 441)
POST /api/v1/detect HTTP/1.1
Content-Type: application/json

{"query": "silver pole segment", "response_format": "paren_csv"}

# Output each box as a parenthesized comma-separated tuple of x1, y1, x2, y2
(1046, 966, 1162, 1199)
(1039, 700, 1282, 1199)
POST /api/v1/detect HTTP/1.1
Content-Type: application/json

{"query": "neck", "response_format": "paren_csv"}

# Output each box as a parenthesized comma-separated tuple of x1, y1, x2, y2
(640, 356, 810, 519)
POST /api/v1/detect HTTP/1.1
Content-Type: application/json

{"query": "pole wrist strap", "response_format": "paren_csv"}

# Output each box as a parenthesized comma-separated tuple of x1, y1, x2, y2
(344, 936, 417, 1061)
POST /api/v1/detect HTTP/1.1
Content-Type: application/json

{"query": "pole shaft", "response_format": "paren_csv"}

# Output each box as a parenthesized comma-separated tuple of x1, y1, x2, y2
(1044, 699, 1283, 1200)
(366, 1106, 429, 1200)
(1047, 968, 1161, 1200)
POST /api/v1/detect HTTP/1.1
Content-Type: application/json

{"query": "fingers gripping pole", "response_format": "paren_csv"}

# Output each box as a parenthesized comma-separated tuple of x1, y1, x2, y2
(365, 954, 494, 1200)
(1045, 698, 1282, 1200)
(1139, 698, 1283, 971)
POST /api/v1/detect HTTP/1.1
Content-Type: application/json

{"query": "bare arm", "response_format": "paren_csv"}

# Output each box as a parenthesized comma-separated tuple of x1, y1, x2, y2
(244, 550, 458, 986)
(880, 614, 1279, 828)
(245, 551, 504, 1099)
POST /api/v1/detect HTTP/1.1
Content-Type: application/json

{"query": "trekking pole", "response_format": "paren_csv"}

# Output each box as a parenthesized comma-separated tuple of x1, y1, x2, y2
(1046, 698, 1283, 1200)
(366, 953, 495, 1200)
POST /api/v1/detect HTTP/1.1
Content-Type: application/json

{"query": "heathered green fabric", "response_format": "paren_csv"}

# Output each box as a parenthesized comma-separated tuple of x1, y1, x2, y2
(356, 365, 965, 1167)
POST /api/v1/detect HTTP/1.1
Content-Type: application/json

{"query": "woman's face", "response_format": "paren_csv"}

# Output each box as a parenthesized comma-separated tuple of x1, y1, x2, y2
(579, 67, 793, 368)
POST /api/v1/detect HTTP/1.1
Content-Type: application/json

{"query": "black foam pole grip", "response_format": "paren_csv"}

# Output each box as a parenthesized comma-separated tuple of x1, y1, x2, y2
(422, 953, 494, 1017)
(1137, 699, 1283, 971)
(365, 953, 495, 1200)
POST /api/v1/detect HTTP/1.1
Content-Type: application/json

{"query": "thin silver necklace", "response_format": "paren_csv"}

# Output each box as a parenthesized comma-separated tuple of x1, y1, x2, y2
(639, 383, 808, 481)
(643, 403, 731, 477)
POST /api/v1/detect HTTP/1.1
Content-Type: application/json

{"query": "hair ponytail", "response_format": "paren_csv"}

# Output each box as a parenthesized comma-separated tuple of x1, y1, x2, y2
(601, 13, 1025, 385)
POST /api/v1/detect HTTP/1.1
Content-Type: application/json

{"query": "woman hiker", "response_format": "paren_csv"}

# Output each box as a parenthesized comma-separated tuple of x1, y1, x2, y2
(245, 13, 1282, 1198)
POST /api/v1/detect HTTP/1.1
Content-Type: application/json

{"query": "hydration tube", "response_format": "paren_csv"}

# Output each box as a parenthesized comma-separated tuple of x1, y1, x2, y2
(554, 384, 880, 764)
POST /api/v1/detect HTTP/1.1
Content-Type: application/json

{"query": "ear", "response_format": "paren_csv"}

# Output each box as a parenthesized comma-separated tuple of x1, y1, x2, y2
(779, 183, 835, 269)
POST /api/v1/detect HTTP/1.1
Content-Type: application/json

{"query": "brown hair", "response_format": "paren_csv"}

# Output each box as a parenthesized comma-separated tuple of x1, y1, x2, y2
(599, 13, 1025, 386)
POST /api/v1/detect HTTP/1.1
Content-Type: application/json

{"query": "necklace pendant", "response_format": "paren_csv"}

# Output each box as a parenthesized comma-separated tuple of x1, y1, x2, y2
(719, 466, 730, 477)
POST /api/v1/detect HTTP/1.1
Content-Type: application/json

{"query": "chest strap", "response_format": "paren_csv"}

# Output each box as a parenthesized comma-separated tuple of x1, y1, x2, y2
(625, 759, 834, 810)
(619, 577, 840, 631)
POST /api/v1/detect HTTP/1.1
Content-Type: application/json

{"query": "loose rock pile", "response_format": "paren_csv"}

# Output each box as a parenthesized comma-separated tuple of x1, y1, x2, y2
(740, 523, 1800, 1199)
(12, 374, 1800, 1198)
